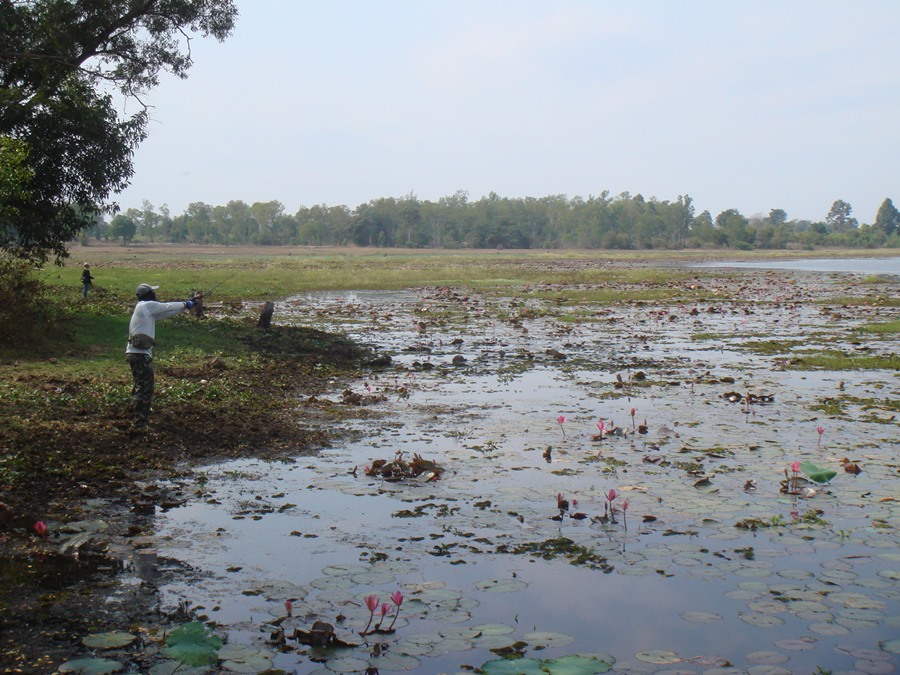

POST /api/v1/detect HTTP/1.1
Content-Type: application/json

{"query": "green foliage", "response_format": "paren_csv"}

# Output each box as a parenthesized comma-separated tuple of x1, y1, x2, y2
(0, 0, 238, 263)
(162, 621, 222, 667)
(0, 136, 33, 224)
(859, 320, 900, 334)
(788, 350, 900, 371)
(874, 198, 899, 237)
(800, 461, 837, 484)
(108, 214, 137, 245)
(76, 190, 900, 251)
(0, 255, 59, 349)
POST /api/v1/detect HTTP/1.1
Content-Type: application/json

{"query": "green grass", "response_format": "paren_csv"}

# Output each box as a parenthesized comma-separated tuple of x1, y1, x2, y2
(42, 249, 734, 301)
(788, 350, 900, 371)
(738, 338, 809, 355)
(858, 320, 900, 334)
(826, 296, 900, 307)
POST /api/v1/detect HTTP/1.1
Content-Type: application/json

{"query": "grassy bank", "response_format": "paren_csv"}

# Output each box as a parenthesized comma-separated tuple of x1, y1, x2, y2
(0, 261, 380, 517)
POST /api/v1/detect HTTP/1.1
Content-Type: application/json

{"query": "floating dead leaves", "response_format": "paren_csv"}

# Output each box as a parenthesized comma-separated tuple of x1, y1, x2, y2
(341, 388, 387, 405)
(364, 451, 444, 482)
(722, 391, 775, 404)
(287, 620, 357, 649)
(496, 537, 614, 572)
(840, 457, 863, 475)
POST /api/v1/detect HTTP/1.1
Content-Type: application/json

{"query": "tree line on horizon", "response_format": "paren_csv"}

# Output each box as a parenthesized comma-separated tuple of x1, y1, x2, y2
(93, 192, 899, 251)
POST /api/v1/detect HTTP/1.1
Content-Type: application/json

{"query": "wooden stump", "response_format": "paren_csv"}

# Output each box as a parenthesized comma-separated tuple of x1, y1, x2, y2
(257, 301, 274, 330)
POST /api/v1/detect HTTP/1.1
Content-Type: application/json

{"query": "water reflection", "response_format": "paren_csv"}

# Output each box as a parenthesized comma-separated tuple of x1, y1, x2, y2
(694, 256, 900, 275)
(153, 275, 899, 673)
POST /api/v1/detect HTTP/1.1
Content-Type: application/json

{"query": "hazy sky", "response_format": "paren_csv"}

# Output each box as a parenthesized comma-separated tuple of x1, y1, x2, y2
(115, 1, 900, 224)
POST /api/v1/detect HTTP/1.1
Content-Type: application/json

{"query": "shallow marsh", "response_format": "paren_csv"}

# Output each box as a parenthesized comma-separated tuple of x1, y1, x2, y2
(143, 265, 899, 674)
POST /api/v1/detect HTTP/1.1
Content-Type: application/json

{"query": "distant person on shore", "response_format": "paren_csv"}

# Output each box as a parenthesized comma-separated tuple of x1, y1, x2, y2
(126, 283, 202, 430)
(81, 263, 94, 300)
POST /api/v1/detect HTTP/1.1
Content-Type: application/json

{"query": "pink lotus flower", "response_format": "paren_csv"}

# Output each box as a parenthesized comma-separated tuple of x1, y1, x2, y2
(606, 488, 617, 502)
(596, 420, 605, 437)
(361, 594, 379, 634)
(817, 426, 824, 445)
(388, 591, 404, 630)
(381, 602, 390, 617)
(791, 461, 801, 473)
(34, 521, 47, 537)
(630, 407, 637, 430)
(285, 600, 293, 616)
(557, 415, 567, 438)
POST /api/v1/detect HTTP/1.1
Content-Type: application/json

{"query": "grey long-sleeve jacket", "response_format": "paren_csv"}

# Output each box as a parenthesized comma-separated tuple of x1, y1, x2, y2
(126, 300, 191, 356)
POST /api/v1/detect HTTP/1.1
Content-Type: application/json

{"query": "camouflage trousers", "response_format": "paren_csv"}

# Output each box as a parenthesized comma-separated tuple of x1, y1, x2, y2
(127, 353, 155, 423)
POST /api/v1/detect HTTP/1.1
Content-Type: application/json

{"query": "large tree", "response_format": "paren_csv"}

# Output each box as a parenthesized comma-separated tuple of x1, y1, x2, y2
(0, 0, 238, 262)
(825, 199, 858, 233)
(874, 198, 899, 237)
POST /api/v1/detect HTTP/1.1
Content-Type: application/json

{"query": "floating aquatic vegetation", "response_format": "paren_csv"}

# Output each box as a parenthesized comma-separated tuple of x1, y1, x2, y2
(480, 653, 613, 675)
(800, 460, 838, 484)
(364, 450, 444, 481)
(161, 622, 222, 667)
(56, 658, 124, 674)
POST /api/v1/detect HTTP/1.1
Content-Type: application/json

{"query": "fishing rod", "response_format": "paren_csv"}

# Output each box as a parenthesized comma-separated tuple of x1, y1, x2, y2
(194, 270, 239, 298)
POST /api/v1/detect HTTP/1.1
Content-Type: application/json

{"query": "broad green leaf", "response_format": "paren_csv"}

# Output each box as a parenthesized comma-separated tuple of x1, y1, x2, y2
(162, 622, 222, 667)
(545, 654, 614, 674)
(57, 658, 123, 674)
(799, 461, 837, 483)
(82, 631, 136, 649)
(480, 657, 546, 675)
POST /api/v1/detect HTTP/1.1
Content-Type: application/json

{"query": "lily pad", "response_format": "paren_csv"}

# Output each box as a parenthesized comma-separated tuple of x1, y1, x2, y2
(635, 650, 681, 664)
(808, 623, 850, 636)
(746, 651, 789, 664)
(522, 631, 575, 648)
(545, 654, 613, 674)
(216, 644, 274, 673)
(324, 656, 371, 673)
(82, 631, 136, 649)
(162, 622, 222, 667)
(480, 657, 546, 675)
(680, 611, 722, 623)
(471, 623, 516, 636)
(369, 653, 422, 671)
(474, 578, 528, 592)
(57, 658, 124, 674)
(882, 639, 900, 654)
(147, 662, 211, 675)
(321, 563, 369, 576)
(739, 613, 784, 627)
(799, 461, 837, 483)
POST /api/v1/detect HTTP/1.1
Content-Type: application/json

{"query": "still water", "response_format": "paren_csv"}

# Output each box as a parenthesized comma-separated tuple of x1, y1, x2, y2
(695, 256, 899, 275)
(150, 268, 899, 674)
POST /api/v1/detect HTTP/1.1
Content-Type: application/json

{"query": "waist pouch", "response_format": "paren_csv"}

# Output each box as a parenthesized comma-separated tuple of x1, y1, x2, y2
(129, 333, 155, 349)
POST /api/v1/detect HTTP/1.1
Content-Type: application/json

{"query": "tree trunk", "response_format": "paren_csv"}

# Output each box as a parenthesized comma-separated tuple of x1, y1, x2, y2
(257, 301, 274, 330)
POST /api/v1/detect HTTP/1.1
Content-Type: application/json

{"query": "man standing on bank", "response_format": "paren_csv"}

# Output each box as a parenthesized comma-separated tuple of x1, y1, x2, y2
(81, 263, 94, 300)
(126, 283, 202, 429)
